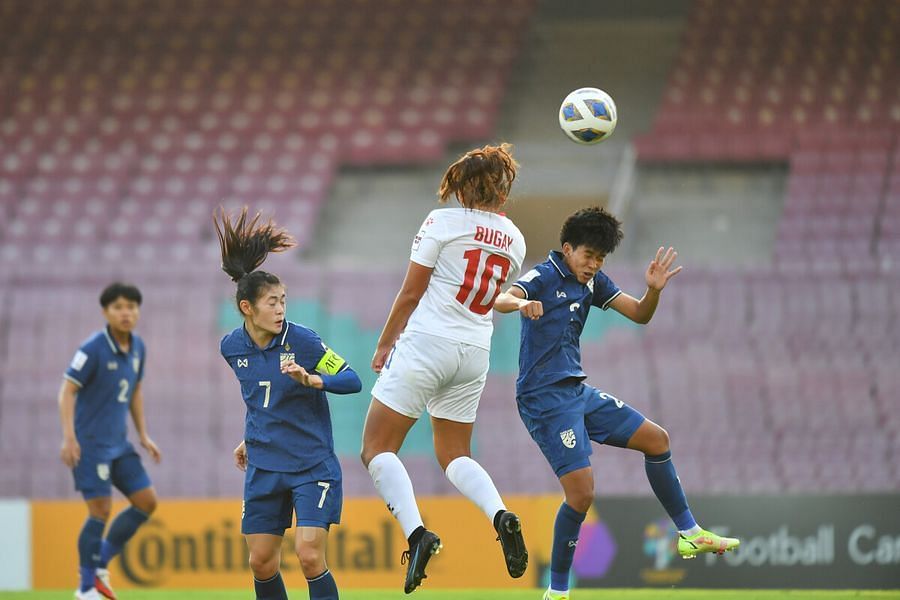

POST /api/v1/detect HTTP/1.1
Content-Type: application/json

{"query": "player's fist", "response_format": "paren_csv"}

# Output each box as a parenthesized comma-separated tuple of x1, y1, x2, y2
(519, 299, 543, 320)
(281, 360, 324, 389)
(60, 436, 81, 468)
(233, 440, 247, 472)
(371, 344, 392, 374)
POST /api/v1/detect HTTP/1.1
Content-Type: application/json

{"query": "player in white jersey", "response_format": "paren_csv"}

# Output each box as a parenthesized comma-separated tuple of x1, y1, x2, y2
(361, 144, 540, 594)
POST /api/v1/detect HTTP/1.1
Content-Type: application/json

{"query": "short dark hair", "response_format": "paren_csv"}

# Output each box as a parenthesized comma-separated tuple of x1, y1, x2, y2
(99, 282, 142, 308)
(560, 206, 623, 255)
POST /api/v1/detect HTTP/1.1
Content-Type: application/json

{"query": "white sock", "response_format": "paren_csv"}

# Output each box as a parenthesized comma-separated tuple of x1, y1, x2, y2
(680, 525, 702, 537)
(367, 452, 424, 539)
(444, 456, 506, 522)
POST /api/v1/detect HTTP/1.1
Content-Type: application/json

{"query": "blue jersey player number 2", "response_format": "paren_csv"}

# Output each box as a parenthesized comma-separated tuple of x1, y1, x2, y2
(59, 282, 161, 600)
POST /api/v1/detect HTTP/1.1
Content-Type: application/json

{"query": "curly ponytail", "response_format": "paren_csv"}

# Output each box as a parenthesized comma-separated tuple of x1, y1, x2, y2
(438, 142, 519, 210)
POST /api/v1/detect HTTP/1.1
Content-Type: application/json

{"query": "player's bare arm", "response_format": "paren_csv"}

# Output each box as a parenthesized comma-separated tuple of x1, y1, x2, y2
(372, 260, 433, 372)
(495, 286, 544, 320)
(130, 382, 161, 464)
(609, 246, 682, 324)
(58, 379, 81, 468)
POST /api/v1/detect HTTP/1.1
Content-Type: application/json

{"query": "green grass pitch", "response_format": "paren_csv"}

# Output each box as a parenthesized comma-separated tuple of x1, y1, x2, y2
(3, 590, 899, 599)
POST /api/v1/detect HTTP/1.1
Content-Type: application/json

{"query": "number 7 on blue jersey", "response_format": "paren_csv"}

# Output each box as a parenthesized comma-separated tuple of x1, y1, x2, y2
(258, 381, 271, 408)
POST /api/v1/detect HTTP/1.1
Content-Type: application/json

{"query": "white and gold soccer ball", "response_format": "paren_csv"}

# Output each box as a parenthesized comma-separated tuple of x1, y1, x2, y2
(558, 87, 618, 145)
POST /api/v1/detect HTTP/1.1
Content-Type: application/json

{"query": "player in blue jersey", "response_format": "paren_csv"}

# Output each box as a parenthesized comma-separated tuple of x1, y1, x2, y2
(59, 282, 162, 600)
(495, 206, 740, 600)
(215, 207, 361, 600)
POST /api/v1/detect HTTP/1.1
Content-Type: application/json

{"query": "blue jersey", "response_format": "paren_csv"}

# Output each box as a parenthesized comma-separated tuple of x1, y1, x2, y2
(221, 321, 350, 473)
(512, 250, 621, 398)
(64, 327, 146, 460)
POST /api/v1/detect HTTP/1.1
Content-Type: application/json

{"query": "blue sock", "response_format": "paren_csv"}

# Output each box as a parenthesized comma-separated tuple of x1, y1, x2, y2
(645, 451, 697, 531)
(78, 517, 106, 591)
(99, 506, 149, 568)
(254, 571, 288, 600)
(550, 502, 586, 592)
(307, 569, 339, 599)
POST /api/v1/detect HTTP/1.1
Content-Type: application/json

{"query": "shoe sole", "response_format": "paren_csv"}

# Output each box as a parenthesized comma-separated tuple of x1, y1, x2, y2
(680, 542, 740, 560)
(499, 513, 528, 578)
(93, 578, 116, 600)
(404, 538, 443, 594)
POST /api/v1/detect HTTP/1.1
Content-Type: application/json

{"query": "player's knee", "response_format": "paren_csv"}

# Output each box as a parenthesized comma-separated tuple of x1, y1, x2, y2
(136, 495, 158, 515)
(88, 500, 112, 521)
(565, 488, 594, 513)
(436, 449, 468, 472)
(91, 505, 112, 521)
(248, 552, 278, 579)
(650, 425, 670, 455)
(296, 545, 325, 577)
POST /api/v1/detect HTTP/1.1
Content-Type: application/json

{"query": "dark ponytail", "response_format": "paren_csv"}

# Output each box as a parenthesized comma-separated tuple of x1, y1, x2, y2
(213, 206, 295, 311)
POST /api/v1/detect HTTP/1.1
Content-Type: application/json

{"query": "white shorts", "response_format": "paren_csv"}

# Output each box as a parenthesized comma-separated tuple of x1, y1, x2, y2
(371, 331, 489, 423)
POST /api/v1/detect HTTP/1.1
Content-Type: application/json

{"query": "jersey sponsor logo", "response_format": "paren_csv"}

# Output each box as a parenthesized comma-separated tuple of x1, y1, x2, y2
(556, 290, 567, 298)
(560, 428, 577, 449)
(97, 463, 110, 481)
(568, 540, 578, 548)
(569, 302, 581, 312)
(237, 358, 249, 368)
(70, 350, 88, 371)
(132, 357, 140, 372)
(474, 226, 513, 251)
(280, 352, 295, 365)
(107, 361, 119, 370)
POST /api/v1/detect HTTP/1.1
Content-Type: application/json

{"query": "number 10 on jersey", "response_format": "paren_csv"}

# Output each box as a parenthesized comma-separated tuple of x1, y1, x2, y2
(455, 249, 511, 315)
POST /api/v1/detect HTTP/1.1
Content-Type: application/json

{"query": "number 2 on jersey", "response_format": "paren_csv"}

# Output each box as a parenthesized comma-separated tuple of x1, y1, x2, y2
(456, 248, 511, 315)
(117, 379, 129, 403)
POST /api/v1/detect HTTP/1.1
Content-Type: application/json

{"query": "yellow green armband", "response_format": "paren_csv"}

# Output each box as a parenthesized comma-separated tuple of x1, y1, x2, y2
(316, 347, 346, 375)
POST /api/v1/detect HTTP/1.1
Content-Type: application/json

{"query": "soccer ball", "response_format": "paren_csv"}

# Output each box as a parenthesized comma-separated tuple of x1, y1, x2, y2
(558, 87, 618, 145)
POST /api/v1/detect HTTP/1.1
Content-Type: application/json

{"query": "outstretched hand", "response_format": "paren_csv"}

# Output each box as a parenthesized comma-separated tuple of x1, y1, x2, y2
(281, 360, 324, 389)
(645, 246, 682, 291)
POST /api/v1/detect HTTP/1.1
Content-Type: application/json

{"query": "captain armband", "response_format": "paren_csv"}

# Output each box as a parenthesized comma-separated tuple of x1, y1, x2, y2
(315, 347, 347, 375)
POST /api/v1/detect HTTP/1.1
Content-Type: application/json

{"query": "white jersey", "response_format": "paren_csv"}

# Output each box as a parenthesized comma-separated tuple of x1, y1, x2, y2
(405, 207, 526, 350)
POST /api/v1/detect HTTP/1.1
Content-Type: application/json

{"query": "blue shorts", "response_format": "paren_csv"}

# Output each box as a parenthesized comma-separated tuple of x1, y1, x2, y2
(73, 446, 152, 500)
(242, 454, 343, 535)
(517, 381, 646, 478)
